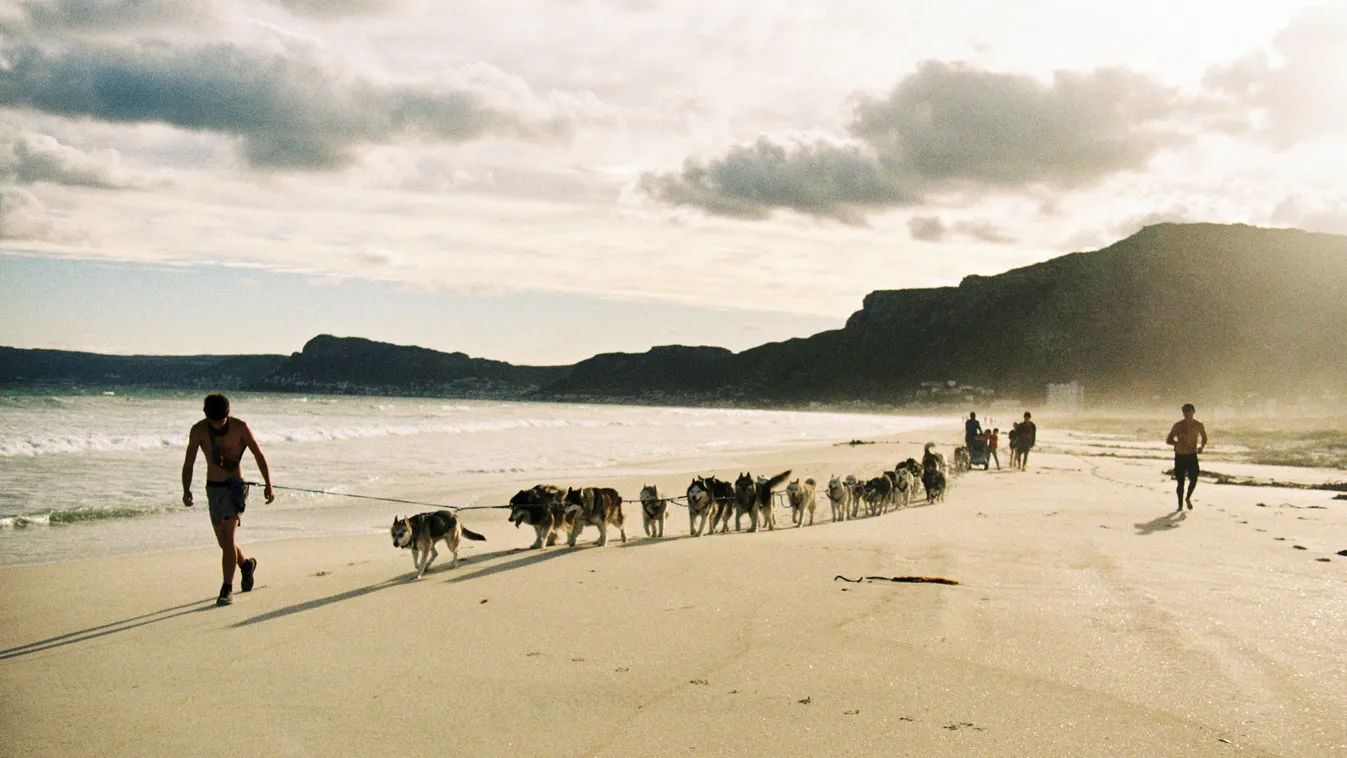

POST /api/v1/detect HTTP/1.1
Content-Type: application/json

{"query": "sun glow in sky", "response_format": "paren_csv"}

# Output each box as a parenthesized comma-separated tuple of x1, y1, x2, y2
(2, 0, 1345, 363)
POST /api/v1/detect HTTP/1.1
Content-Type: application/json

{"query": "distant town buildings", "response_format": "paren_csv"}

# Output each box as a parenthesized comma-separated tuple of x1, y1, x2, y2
(916, 380, 995, 400)
(1046, 381, 1085, 413)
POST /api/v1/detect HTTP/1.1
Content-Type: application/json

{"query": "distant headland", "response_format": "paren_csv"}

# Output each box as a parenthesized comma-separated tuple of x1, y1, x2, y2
(4, 223, 1345, 411)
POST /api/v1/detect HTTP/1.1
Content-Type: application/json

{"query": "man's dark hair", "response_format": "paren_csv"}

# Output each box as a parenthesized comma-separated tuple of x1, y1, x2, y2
(1024, 411, 1032, 419)
(203, 393, 230, 421)
(1182, 403, 1195, 413)
(969, 411, 977, 419)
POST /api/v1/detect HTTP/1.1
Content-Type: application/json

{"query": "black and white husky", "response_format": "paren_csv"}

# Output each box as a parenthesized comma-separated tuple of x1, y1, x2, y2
(391, 510, 486, 580)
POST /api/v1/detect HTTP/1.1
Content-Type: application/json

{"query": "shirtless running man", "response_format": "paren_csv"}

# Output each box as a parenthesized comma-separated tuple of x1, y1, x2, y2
(182, 393, 275, 606)
(1166, 403, 1208, 512)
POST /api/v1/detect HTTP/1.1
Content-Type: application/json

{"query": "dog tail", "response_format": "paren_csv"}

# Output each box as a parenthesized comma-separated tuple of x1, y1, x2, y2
(764, 470, 792, 491)
(461, 527, 487, 542)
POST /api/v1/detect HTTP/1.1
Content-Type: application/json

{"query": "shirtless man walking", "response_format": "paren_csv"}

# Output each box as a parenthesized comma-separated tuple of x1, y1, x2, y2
(1166, 403, 1208, 512)
(182, 393, 275, 606)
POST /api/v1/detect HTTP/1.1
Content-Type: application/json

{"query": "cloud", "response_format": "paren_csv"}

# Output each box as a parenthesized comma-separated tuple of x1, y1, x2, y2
(908, 215, 1016, 244)
(0, 132, 131, 187)
(0, 187, 67, 241)
(0, 41, 577, 170)
(640, 136, 912, 223)
(644, 61, 1183, 222)
(908, 215, 946, 242)
(272, 0, 397, 18)
(11, 0, 212, 32)
(1205, 4, 1347, 145)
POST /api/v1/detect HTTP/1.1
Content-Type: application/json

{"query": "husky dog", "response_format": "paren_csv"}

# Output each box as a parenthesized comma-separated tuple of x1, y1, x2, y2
(897, 459, 924, 498)
(686, 478, 715, 537)
(923, 468, 947, 503)
(826, 475, 852, 522)
(886, 468, 914, 509)
(786, 478, 817, 527)
(687, 476, 733, 537)
(508, 484, 572, 549)
(844, 474, 865, 519)
(922, 443, 948, 475)
(391, 510, 486, 580)
(862, 475, 893, 516)
(564, 487, 626, 547)
(639, 484, 667, 538)
(733, 470, 791, 532)
(952, 446, 972, 474)
(708, 477, 736, 534)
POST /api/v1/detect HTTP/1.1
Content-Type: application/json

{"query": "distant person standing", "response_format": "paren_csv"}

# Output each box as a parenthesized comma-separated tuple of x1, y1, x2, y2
(1015, 412, 1036, 470)
(1008, 422, 1022, 468)
(988, 428, 1001, 470)
(182, 393, 275, 606)
(964, 411, 982, 448)
(1166, 403, 1208, 512)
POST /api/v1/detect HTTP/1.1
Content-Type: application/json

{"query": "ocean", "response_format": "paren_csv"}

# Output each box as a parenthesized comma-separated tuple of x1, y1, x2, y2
(0, 390, 940, 567)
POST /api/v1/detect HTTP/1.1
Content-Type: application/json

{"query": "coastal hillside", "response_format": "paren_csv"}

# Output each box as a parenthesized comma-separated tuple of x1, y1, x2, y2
(4, 223, 1344, 407)
(252, 334, 571, 398)
(536, 223, 1347, 406)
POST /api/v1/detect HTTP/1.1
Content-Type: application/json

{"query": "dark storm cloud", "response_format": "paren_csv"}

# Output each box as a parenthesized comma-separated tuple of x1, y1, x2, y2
(0, 42, 556, 170)
(645, 61, 1181, 222)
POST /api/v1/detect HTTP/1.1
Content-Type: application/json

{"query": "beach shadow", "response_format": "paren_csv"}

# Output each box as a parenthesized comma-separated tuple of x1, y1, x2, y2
(0, 598, 216, 661)
(231, 578, 405, 628)
(1134, 510, 1187, 535)
(441, 544, 575, 584)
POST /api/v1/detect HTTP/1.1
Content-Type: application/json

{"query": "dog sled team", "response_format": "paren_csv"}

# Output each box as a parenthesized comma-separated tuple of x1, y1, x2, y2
(389, 441, 962, 578)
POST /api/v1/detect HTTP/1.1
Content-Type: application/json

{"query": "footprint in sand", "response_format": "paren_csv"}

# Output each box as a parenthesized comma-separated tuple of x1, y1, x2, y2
(1316, 558, 1331, 563)
(1338, 550, 1347, 557)
(1293, 545, 1308, 550)
(1274, 537, 1286, 541)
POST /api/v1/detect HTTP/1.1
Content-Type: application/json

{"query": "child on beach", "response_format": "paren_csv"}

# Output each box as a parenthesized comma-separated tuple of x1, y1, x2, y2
(988, 428, 1000, 469)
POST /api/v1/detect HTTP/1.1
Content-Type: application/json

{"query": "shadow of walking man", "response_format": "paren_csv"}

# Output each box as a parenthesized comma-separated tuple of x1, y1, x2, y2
(1134, 509, 1186, 536)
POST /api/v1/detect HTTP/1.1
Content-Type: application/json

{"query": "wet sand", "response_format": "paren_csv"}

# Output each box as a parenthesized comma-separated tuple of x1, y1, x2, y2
(3, 423, 1345, 756)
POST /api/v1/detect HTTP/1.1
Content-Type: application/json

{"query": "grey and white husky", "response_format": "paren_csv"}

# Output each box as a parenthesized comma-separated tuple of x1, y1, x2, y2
(640, 484, 668, 538)
(391, 510, 486, 580)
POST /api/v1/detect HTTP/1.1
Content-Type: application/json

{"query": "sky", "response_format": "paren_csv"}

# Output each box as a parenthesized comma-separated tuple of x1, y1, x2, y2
(2, 0, 1346, 365)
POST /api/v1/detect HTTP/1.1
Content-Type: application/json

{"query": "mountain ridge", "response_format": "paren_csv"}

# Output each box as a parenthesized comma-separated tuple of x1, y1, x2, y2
(5, 223, 1344, 408)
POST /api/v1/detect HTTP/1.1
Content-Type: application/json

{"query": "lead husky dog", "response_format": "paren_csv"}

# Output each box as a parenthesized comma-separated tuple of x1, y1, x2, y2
(827, 475, 852, 522)
(391, 510, 486, 580)
(564, 487, 626, 547)
(508, 484, 571, 549)
(639, 484, 667, 538)
(786, 478, 817, 527)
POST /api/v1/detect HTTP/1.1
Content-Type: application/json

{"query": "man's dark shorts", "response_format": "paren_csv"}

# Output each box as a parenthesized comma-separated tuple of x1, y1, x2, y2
(1174, 453, 1200, 481)
(206, 480, 247, 524)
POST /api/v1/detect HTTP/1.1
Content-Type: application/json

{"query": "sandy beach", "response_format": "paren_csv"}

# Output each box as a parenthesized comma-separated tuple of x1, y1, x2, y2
(3, 421, 1345, 757)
